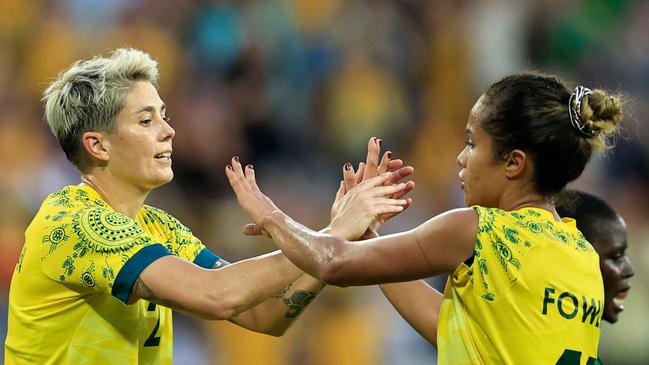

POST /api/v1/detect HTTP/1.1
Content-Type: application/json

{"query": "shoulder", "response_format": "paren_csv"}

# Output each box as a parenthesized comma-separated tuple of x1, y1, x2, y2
(44, 186, 109, 210)
(413, 208, 479, 273)
(418, 208, 479, 249)
(142, 205, 179, 225)
(37, 188, 132, 250)
(436, 207, 480, 230)
(141, 205, 193, 235)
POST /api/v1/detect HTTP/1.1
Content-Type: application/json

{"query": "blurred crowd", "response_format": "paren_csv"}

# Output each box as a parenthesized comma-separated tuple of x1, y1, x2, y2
(1, 0, 648, 364)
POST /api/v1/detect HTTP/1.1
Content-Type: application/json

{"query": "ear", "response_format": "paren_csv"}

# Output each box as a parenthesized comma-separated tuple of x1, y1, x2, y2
(504, 149, 527, 179)
(81, 131, 110, 163)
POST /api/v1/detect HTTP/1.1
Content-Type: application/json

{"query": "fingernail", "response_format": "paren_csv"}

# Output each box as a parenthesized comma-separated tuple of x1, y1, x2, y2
(247, 164, 253, 170)
(386, 151, 392, 158)
(377, 139, 383, 147)
(344, 162, 352, 171)
(226, 165, 232, 170)
(372, 137, 376, 142)
(234, 156, 240, 162)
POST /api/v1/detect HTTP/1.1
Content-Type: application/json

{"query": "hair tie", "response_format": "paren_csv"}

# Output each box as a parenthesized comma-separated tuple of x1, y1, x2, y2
(568, 86, 599, 137)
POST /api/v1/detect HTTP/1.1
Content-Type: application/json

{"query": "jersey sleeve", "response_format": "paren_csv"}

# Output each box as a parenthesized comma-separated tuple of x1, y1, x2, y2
(170, 218, 220, 268)
(40, 206, 172, 304)
(469, 206, 526, 302)
(143, 206, 220, 268)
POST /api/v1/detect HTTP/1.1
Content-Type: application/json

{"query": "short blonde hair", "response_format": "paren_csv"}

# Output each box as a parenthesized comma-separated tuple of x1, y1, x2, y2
(43, 48, 159, 170)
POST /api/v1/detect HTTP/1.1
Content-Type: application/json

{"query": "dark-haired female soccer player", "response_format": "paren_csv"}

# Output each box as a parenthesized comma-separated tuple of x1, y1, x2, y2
(226, 72, 625, 364)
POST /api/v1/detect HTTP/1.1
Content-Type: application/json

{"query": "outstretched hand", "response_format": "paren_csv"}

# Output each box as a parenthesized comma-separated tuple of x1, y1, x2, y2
(327, 172, 411, 240)
(331, 137, 415, 238)
(225, 157, 279, 234)
(228, 151, 412, 242)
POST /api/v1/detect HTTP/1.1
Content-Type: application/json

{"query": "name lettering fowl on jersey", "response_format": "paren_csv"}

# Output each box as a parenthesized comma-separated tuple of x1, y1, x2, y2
(542, 287, 602, 327)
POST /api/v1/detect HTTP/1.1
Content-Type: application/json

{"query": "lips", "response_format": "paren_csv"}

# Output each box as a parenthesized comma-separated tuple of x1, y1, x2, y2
(616, 287, 630, 300)
(612, 287, 631, 311)
(154, 151, 172, 161)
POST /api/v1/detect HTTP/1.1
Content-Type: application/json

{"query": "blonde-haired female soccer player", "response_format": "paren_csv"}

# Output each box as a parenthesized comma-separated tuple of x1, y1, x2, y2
(226, 72, 624, 364)
(5, 48, 413, 364)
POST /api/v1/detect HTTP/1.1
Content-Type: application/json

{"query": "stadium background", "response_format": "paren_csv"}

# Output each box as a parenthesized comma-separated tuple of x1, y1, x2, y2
(1, 0, 647, 364)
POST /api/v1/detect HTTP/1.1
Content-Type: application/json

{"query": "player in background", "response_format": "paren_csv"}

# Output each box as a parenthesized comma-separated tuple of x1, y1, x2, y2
(4, 48, 413, 364)
(555, 190, 634, 324)
(226, 72, 624, 364)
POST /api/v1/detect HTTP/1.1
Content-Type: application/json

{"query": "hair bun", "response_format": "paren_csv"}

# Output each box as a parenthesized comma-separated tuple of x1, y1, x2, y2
(579, 89, 623, 153)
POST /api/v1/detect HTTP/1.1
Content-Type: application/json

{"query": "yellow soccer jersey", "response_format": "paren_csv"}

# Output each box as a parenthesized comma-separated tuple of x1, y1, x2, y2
(437, 207, 604, 365)
(5, 185, 220, 365)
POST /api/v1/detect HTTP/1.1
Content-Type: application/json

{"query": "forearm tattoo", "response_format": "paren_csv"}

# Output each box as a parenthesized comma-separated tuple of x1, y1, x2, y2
(272, 283, 293, 299)
(283, 290, 317, 319)
(132, 277, 185, 311)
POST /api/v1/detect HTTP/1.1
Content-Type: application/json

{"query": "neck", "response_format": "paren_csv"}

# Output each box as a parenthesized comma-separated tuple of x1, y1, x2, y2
(498, 185, 560, 221)
(80, 173, 149, 219)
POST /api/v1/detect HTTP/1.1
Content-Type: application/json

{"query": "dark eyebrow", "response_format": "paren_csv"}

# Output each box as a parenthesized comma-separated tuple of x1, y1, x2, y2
(133, 103, 166, 115)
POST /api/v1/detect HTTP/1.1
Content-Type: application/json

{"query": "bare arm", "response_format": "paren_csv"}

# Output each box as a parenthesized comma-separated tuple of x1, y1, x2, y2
(207, 258, 326, 336)
(258, 207, 477, 286)
(380, 281, 442, 346)
(224, 171, 413, 334)
(228, 270, 325, 336)
(225, 154, 477, 285)
(129, 166, 413, 335)
(228, 139, 414, 334)
(360, 230, 442, 347)
(130, 250, 305, 322)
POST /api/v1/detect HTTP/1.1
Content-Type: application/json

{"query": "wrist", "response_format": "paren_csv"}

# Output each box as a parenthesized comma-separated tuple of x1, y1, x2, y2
(360, 228, 379, 240)
(259, 209, 282, 232)
(324, 222, 349, 240)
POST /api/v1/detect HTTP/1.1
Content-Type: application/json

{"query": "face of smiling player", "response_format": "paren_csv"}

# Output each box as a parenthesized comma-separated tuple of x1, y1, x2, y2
(103, 80, 175, 192)
(591, 215, 634, 323)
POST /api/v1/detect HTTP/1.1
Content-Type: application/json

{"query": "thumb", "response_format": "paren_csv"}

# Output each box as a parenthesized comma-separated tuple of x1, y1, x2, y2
(243, 223, 265, 236)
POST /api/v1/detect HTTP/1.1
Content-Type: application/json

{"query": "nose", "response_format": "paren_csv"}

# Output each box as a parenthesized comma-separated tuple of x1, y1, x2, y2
(457, 146, 468, 168)
(161, 118, 175, 141)
(621, 256, 635, 279)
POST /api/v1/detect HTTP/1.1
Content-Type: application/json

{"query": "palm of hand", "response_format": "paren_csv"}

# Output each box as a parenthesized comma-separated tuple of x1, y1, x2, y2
(225, 158, 279, 226)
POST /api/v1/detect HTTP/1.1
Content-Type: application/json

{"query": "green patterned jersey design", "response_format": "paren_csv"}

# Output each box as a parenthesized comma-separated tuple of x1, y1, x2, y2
(37, 185, 207, 291)
(42, 224, 70, 254)
(39, 187, 153, 288)
(73, 208, 147, 252)
(142, 205, 202, 259)
(471, 206, 596, 303)
(49, 188, 73, 208)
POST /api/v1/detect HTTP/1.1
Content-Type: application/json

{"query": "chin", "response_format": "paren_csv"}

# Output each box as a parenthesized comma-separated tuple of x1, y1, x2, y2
(603, 309, 618, 324)
(148, 173, 174, 189)
(159, 174, 174, 186)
